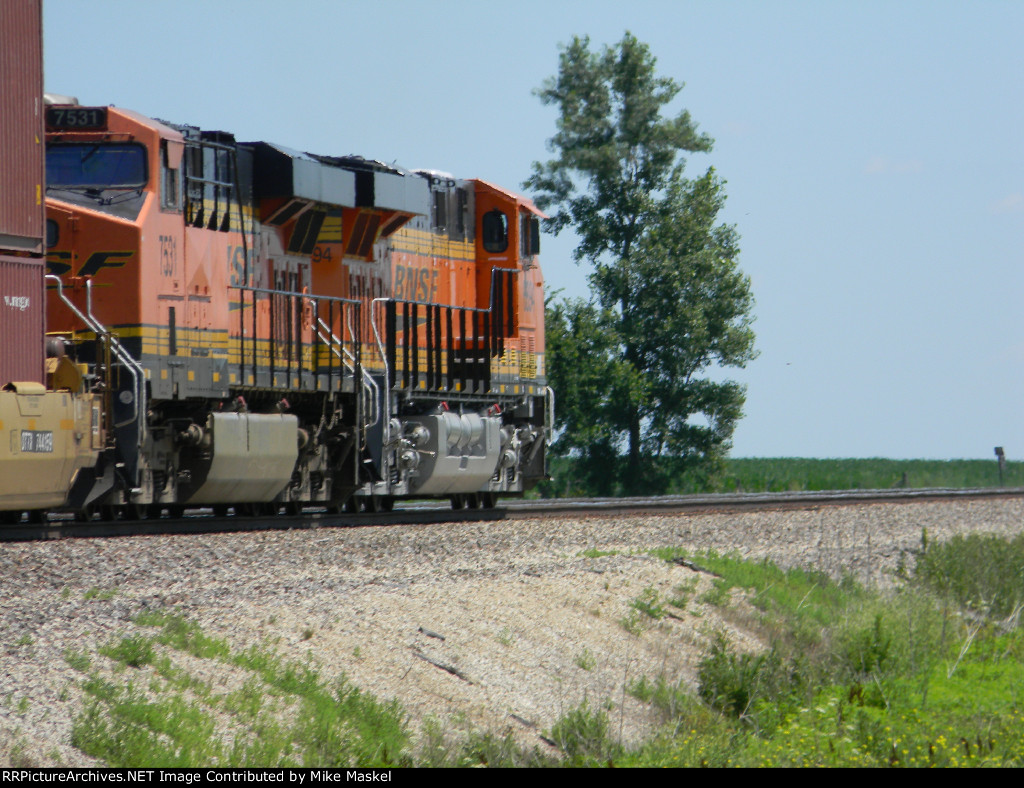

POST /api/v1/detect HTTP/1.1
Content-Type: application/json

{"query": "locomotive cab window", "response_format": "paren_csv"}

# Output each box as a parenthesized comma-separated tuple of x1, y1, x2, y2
(46, 143, 147, 190)
(482, 209, 508, 253)
(161, 141, 183, 212)
(520, 213, 540, 257)
(433, 189, 447, 231)
(453, 188, 468, 241)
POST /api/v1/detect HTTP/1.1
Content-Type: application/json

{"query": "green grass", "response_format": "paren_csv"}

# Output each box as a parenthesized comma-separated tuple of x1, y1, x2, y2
(63, 531, 1024, 768)
(72, 613, 411, 768)
(621, 587, 668, 635)
(710, 458, 1024, 494)
(83, 587, 118, 602)
(574, 648, 596, 672)
(914, 531, 1024, 618)
(539, 456, 1024, 497)
(627, 536, 1024, 766)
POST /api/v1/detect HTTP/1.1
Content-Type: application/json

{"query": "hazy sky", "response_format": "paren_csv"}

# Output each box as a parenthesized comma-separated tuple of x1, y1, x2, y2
(43, 0, 1024, 459)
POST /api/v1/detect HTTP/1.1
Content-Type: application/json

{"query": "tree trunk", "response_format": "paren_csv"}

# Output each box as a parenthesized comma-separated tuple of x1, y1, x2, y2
(627, 414, 642, 491)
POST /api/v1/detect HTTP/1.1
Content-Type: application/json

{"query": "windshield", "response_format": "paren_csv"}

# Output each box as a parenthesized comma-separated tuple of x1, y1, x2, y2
(46, 143, 147, 190)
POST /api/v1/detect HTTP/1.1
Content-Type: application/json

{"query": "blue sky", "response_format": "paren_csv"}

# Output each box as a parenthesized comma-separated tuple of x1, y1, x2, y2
(43, 0, 1024, 459)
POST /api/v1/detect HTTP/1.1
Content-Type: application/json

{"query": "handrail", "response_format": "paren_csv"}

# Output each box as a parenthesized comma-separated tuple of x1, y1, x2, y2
(370, 297, 392, 445)
(86, 280, 146, 439)
(545, 385, 555, 441)
(312, 308, 380, 438)
(45, 275, 146, 443)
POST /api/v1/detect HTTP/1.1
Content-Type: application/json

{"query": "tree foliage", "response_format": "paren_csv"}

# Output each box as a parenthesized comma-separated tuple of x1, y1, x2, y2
(527, 33, 756, 494)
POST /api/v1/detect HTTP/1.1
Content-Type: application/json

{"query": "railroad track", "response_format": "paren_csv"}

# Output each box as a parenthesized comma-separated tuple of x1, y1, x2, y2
(3, 486, 1023, 543)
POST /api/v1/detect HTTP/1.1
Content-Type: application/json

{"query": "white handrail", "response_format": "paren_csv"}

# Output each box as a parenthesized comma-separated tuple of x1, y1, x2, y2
(46, 275, 146, 442)
(370, 297, 391, 445)
(311, 307, 380, 438)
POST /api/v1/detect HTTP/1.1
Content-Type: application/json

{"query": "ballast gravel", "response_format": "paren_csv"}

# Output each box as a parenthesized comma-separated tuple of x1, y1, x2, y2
(1, 496, 1022, 766)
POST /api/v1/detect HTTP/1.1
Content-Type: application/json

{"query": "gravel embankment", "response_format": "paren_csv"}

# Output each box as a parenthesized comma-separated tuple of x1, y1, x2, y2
(2, 497, 1022, 766)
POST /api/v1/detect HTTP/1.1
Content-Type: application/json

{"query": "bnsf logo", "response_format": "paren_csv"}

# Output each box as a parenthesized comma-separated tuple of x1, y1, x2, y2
(3, 295, 31, 311)
(45, 251, 134, 278)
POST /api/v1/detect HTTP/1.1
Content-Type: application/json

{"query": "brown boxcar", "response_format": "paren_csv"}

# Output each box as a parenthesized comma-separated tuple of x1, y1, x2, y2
(0, 0, 45, 385)
(0, 256, 45, 383)
(0, 0, 45, 254)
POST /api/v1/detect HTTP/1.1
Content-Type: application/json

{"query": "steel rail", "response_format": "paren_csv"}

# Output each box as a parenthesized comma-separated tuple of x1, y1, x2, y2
(500, 486, 1024, 518)
(2, 486, 1022, 543)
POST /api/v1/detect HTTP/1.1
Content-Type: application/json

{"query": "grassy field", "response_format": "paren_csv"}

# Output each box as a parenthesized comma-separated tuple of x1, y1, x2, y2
(538, 457, 1024, 498)
(31, 531, 1024, 768)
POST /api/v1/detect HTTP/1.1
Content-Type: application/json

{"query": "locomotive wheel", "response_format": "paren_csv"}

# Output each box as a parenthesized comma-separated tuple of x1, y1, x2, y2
(450, 494, 465, 510)
(74, 505, 94, 523)
(1, 510, 23, 525)
(212, 505, 230, 518)
(362, 495, 382, 514)
(379, 496, 395, 512)
(286, 501, 303, 516)
(480, 492, 497, 509)
(344, 497, 360, 514)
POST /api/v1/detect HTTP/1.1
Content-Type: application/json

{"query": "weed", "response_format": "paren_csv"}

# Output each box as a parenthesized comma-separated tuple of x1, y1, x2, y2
(71, 617, 412, 768)
(548, 701, 616, 763)
(64, 649, 91, 673)
(83, 587, 117, 601)
(15, 634, 33, 647)
(699, 636, 770, 719)
(914, 532, 1024, 618)
(134, 610, 230, 660)
(100, 635, 155, 669)
(579, 548, 619, 559)
(698, 579, 731, 607)
(620, 611, 646, 637)
(668, 578, 698, 610)
(7, 737, 35, 768)
(221, 677, 266, 719)
(496, 627, 514, 647)
(73, 679, 222, 767)
(574, 648, 596, 672)
(630, 586, 667, 620)
(417, 717, 553, 767)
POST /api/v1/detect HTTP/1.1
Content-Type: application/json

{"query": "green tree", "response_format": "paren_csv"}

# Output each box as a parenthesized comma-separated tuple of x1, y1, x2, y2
(527, 33, 756, 493)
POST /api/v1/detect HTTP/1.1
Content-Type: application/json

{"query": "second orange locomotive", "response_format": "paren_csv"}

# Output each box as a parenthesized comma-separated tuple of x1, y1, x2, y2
(41, 99, 549, 519)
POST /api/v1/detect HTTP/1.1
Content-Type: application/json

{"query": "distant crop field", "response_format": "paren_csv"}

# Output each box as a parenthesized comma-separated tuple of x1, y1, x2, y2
(539, 457, 1023, 498)
(714, 458, 1023, 494)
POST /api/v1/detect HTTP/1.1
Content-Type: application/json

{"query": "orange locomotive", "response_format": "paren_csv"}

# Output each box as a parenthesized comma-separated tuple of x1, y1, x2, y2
(34, 99, 550, 519)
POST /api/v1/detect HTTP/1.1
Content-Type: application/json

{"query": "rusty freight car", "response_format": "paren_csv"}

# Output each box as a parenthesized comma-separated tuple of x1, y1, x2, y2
(1, 0, 104, 521)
